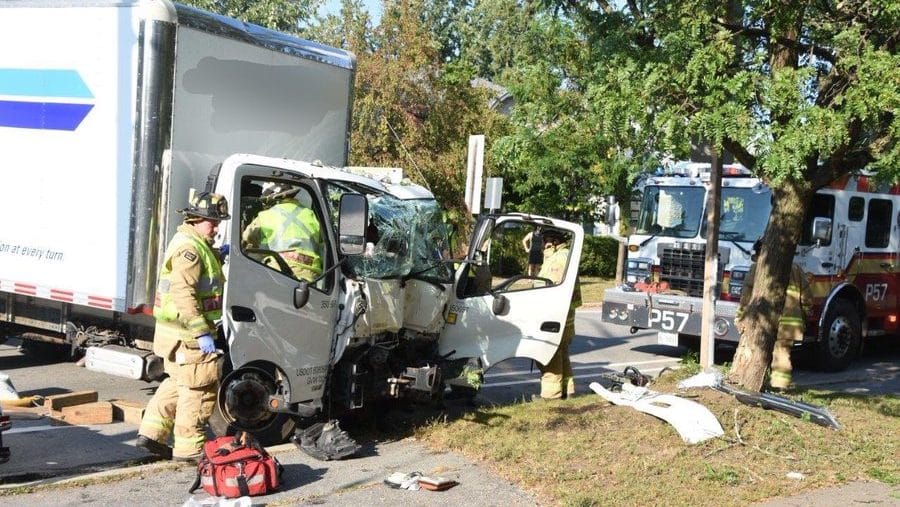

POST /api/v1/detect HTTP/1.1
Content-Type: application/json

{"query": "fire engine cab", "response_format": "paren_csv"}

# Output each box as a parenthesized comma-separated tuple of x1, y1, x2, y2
(602, 162, 899, 371)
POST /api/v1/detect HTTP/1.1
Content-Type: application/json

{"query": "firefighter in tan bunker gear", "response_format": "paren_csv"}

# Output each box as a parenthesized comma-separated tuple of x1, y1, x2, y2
(736, 241, 811, 390)
(136, 191, 229, 461)
(242, 185, 323, 282)
(536, 229, 581, 399)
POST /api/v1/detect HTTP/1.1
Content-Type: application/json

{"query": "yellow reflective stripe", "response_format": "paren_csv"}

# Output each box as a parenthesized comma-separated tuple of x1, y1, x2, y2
(770, 370, 792, 384)
(779, 316, 804, 325)
(173, 434, 206, 452)
(143, 415, 174, 431)
(186, 316, 209, 336)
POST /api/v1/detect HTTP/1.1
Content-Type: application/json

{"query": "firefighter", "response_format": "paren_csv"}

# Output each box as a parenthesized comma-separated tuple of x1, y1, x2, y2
(535, 229, 582, 400)
(242, 185, 323, 282)
(136, 190, 229, 462)
(736, 240, 811, 390)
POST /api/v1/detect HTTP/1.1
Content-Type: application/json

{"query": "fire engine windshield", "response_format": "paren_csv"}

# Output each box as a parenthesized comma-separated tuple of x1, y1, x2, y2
(701, 186, 772, 241)
(635, 186, 705, 238)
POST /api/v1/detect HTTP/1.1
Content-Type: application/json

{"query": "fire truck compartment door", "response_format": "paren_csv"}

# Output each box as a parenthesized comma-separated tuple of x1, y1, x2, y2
(439, 215, 583, 368)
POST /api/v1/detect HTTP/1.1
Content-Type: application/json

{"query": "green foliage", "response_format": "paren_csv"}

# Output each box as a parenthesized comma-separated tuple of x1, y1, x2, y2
(183, 0, 319, 33)
(578, 235, 618, 278)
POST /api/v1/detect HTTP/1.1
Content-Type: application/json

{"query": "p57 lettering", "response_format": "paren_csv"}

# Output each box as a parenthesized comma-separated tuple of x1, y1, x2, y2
(865, 283, 888, 302)
(649, 309, 689, 332)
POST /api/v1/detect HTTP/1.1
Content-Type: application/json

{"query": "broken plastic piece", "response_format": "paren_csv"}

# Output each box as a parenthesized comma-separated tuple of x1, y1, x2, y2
(677, 371, 724, 389)
(293, 420, 360, 461)
(384, 471, 422, 490)
(589, 381, 724, 444)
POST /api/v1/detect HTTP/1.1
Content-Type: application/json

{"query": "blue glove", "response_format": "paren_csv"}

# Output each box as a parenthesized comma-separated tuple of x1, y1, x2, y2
(219, 244, 230, 258)
(197, 334, 216, 354)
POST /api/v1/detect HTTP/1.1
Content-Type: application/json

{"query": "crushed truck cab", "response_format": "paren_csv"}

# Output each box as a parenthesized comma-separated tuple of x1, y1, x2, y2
(212, 155, 583, 443)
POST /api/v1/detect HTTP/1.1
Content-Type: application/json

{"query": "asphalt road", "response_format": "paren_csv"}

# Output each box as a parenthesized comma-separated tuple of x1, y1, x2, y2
(1, 309, 897, 505)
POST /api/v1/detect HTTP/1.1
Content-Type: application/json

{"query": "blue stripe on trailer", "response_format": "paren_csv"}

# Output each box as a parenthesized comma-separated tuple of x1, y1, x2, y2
(0, 100, 94, 131)
(0, 69, 93, 99)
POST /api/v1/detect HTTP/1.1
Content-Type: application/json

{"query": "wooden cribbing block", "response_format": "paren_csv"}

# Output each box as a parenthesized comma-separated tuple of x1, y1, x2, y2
(58, 401, 113, 425)
(44, 391, 98, 411)
(109, 399, 145, 425)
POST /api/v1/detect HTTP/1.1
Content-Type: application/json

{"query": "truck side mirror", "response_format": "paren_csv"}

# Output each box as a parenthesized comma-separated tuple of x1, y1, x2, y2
(294, 281, 310, 309)
(492, 294, 509, 315)
(811, 217, 832, 244)
(339, 194, 367, 255)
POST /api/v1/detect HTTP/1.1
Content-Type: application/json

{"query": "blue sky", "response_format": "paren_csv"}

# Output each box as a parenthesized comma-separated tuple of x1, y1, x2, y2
(320, 0, 383, 24)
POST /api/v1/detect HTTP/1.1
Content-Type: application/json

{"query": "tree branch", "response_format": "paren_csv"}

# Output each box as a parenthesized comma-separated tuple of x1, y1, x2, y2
(714, 20, 836, 64)
(723, 138, 757, 169)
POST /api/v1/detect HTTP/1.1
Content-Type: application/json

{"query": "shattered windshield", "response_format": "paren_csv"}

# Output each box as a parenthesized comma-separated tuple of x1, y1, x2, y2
(634, 186, 705, 238)
(702, 186, 772, 241)
(325, 182, 452, 282)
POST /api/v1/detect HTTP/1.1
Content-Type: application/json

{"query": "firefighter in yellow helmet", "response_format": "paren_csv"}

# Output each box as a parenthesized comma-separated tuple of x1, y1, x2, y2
(136, 190, 229, 462)
(535, 228, 582, 400)
(241, 184, 323, 282)
(735, 240, 811, 390)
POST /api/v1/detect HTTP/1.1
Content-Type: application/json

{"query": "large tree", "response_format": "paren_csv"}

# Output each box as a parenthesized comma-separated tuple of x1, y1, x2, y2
(547, 0, 898, 390)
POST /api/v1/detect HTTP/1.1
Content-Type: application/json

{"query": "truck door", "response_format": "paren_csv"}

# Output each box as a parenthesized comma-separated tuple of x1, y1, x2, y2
(439, 216, 583, 368)
(220, 162, 339, 403)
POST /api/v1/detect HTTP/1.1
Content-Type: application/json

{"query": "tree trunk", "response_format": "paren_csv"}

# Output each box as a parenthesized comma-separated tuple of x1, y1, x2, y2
(727, 179, 813, 390)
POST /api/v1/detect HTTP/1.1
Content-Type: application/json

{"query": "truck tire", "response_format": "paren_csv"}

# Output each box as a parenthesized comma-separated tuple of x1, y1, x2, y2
(814, 299, 861, 372)
(210, 365, 297, 446)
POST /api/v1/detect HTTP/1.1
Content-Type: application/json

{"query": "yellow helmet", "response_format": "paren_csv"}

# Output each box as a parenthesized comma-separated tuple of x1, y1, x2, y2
(179, 189, 230, 221)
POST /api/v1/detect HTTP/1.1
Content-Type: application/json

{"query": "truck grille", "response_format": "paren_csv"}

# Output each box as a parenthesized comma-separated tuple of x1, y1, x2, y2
(659, 246, 705, 296)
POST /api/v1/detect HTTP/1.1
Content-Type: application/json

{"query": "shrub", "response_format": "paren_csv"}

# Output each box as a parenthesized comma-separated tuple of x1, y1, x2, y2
(579, 235, 619, 278)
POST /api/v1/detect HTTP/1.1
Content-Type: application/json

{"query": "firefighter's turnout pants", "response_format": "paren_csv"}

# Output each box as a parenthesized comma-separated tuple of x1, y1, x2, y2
(539, 308, 576, 399)
(139, 335, 218, 458)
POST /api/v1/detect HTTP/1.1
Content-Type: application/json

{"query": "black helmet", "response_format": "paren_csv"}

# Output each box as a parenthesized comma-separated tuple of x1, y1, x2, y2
(543, 228, 568, 244)
(179, 189, 230, 221)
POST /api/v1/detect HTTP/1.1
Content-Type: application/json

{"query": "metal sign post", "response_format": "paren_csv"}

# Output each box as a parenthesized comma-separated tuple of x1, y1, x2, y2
(464, 135, 485, 215)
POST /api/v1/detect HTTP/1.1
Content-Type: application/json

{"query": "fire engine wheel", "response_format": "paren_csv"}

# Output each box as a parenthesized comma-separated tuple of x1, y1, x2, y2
(814, 299, 861, 372)
(209, 365, 297, 446)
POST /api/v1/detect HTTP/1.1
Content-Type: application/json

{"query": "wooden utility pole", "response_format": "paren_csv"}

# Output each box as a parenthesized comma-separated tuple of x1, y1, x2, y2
(700, 149, 723, 369)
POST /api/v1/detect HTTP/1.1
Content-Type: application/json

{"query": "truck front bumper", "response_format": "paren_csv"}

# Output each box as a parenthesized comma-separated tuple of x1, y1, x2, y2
(601, 288, 742, 343)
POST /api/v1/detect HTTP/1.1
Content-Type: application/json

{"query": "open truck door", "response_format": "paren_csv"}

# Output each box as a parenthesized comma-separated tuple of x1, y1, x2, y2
(439, 215, 583, 368)
(216, 155, 341, 442)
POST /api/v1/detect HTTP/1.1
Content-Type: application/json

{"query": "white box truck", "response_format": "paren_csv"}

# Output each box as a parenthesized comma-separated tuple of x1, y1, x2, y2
(0, 1, 583, 447)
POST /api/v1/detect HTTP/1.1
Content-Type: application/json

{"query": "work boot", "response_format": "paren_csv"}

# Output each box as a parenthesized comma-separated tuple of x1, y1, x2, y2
(135, 435, 172, 460)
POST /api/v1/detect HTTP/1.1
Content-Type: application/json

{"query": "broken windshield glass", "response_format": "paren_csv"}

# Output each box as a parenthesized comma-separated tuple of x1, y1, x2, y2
(324, 182, 452, 282)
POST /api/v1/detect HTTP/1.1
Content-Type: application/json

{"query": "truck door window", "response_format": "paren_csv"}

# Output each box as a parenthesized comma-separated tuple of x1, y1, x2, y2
(848, 197, 864, 222)
(239, 176, 330, 290)
(460, 221, 573, 297)
(865, 198, 892, 248)
(800, 194, 835, 246)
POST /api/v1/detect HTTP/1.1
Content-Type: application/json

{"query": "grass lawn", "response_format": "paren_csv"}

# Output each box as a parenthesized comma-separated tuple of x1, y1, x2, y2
(416, 363, 899, 506)
(578, 275, 616, 306)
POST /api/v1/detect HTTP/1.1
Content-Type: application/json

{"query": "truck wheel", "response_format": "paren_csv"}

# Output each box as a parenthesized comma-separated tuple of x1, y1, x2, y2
(814, 299, 861, 372)
(210, 365, 297, 446)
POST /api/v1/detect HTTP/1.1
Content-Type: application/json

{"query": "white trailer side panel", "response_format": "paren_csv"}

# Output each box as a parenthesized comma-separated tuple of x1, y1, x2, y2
(164, 25, 353, 245)
(0, 5, 139, 311)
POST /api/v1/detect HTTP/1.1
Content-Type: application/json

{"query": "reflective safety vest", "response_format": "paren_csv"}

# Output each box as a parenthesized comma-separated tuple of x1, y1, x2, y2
(154, 231, 224, 326)
(254, 202, 322, 272)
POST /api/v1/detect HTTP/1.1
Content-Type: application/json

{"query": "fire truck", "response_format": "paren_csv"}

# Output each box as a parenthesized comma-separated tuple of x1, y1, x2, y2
(601, 161, 899, 371)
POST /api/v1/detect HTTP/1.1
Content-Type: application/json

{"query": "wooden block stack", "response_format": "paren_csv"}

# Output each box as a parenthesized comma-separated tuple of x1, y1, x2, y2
(41, 391, 145, 426)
